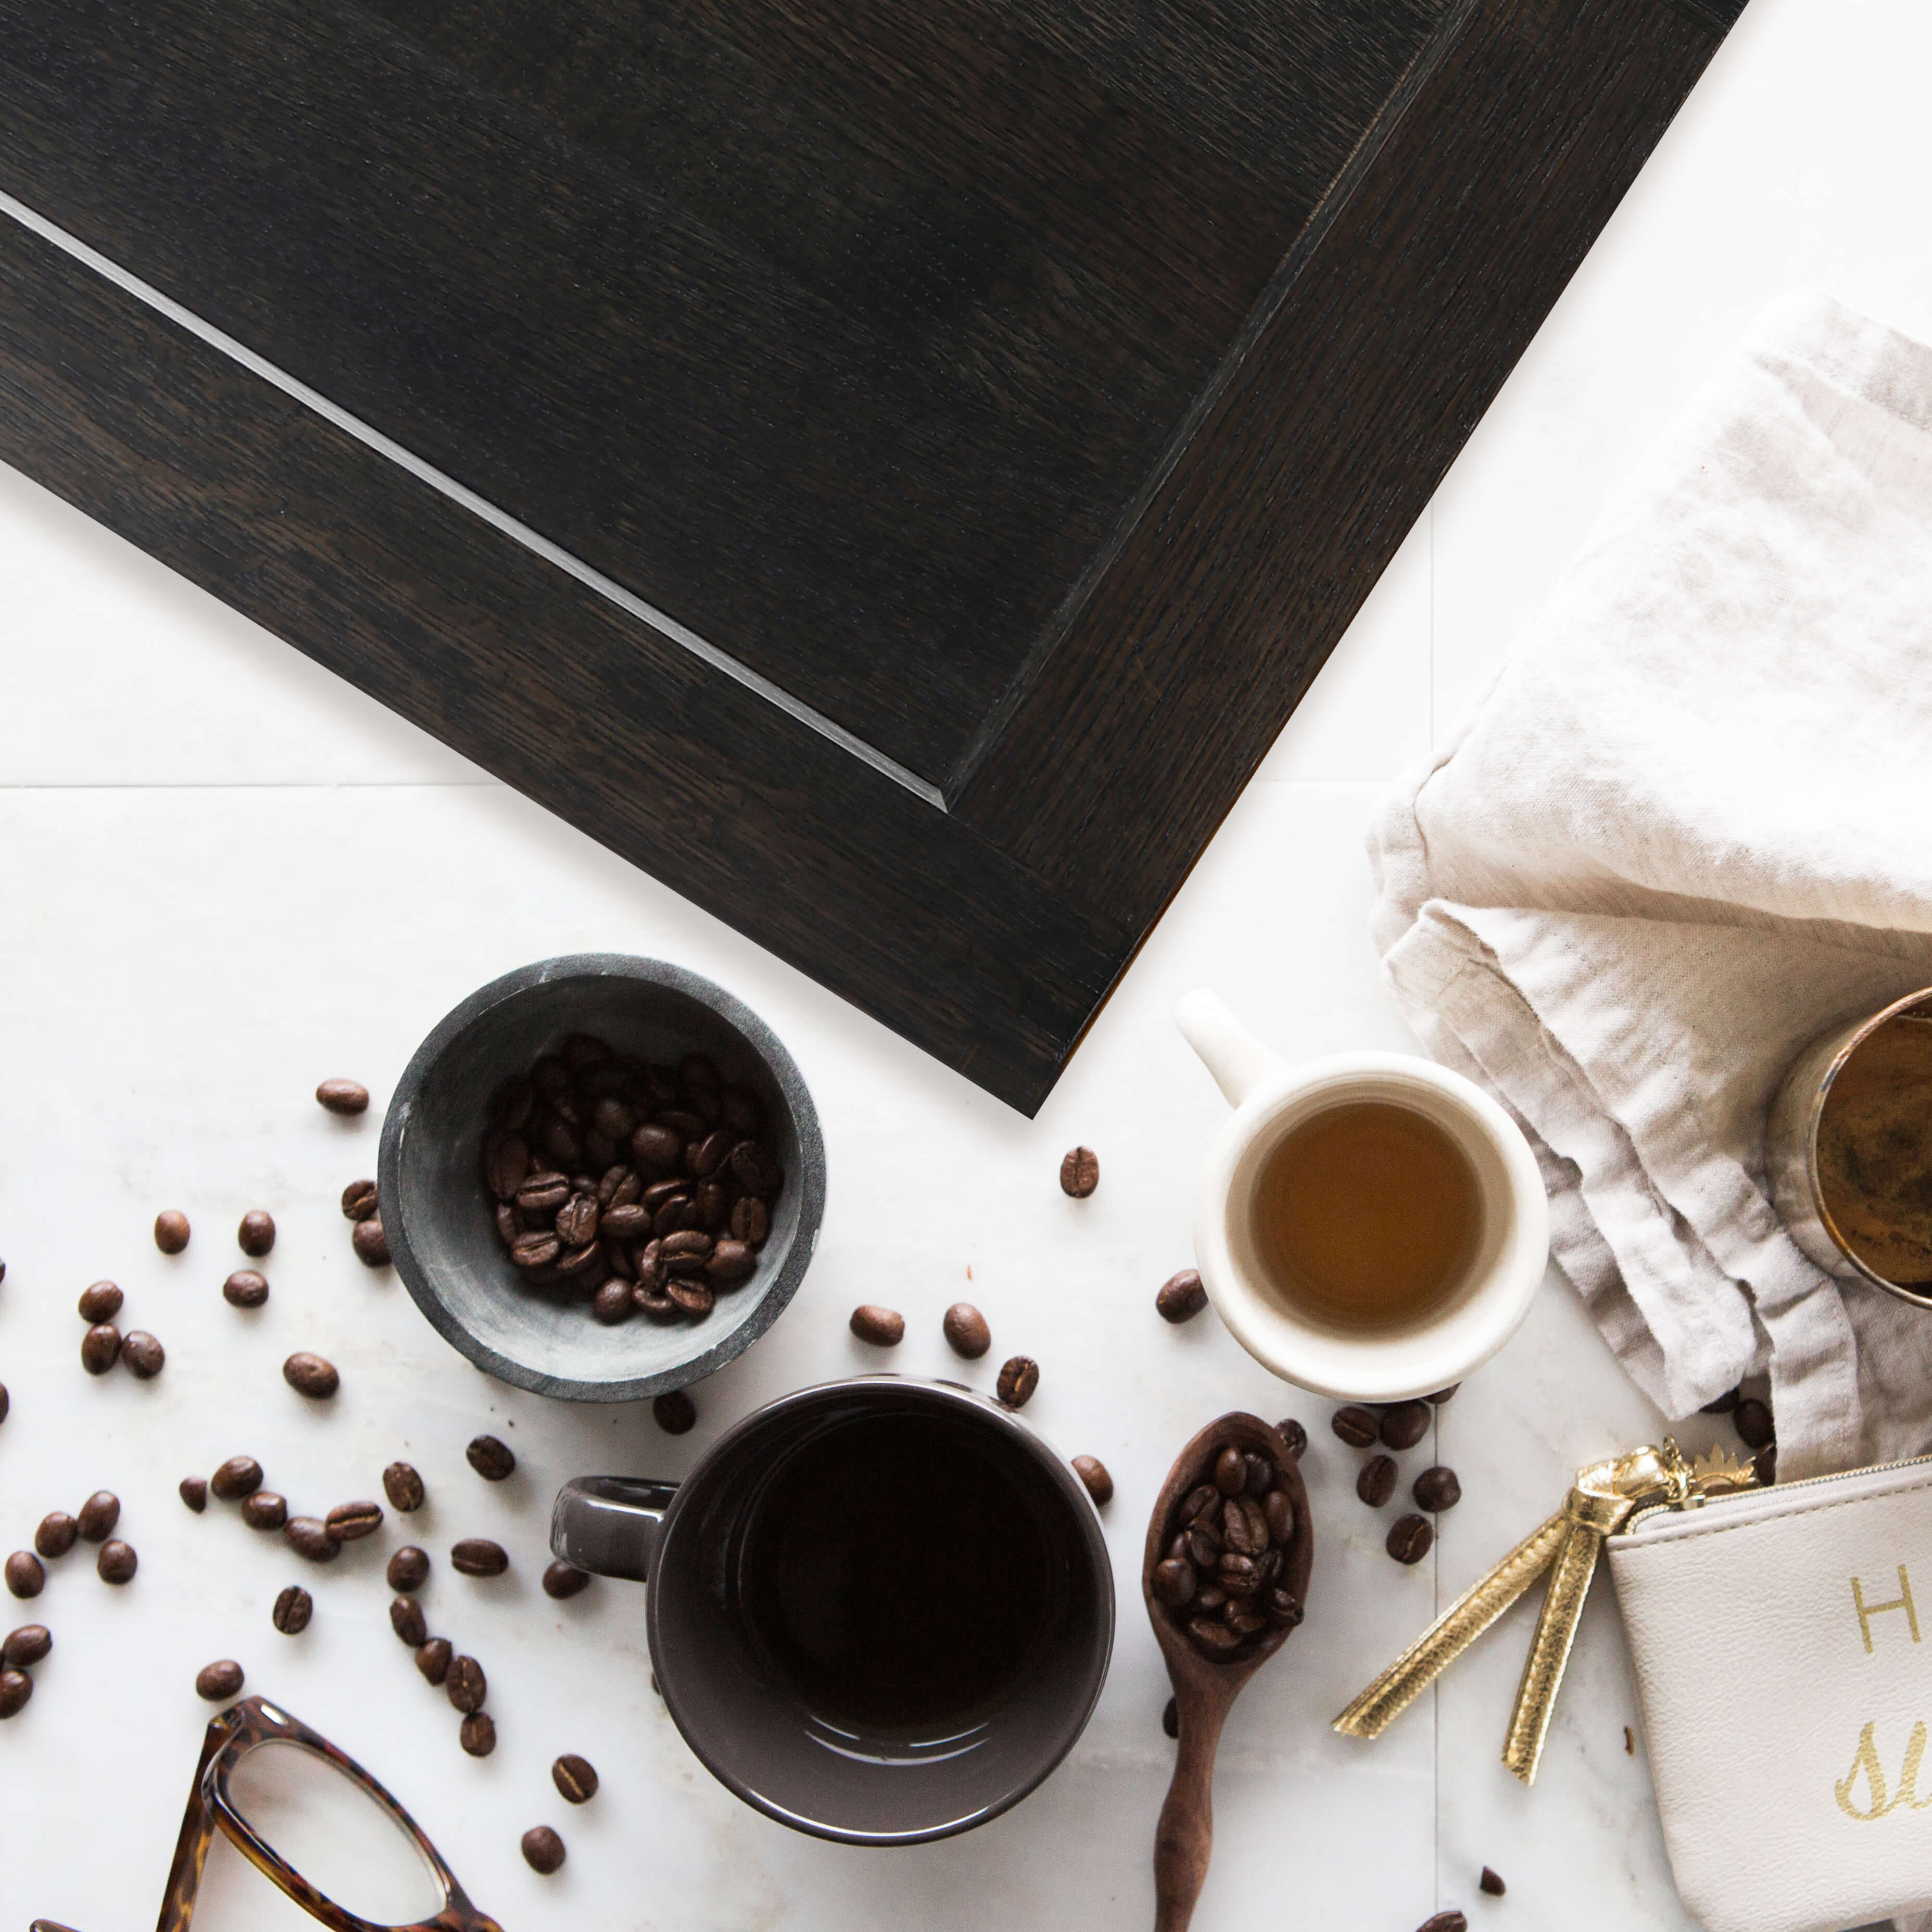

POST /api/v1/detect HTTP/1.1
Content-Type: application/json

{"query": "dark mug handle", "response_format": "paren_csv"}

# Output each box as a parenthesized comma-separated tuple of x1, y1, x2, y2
(550, 1476, 679, 1582)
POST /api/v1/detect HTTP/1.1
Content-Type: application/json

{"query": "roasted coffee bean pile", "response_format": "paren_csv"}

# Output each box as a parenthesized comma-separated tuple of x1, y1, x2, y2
(1151, 1442, 1304, 1660)
(75, 1280, 166, 1382)
(480, 1036, 782, 1325)
(1331, 1391, 1462, 1565)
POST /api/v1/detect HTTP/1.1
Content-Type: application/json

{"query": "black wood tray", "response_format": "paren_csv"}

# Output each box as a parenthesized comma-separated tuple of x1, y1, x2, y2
(0, 0, 1745, 1109)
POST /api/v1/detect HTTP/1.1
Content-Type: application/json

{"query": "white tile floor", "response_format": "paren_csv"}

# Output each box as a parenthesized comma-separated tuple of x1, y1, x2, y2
(0, 3, 1920, 1925)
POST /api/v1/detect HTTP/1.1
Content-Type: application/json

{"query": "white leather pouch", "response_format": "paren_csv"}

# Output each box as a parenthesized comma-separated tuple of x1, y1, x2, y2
(1609, 1457, 1932, 1932)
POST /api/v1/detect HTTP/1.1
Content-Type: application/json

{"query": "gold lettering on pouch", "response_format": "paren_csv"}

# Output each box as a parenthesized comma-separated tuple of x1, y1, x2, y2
(1836, 1721, 1932, 1821)
(1852, 1567, 1922, 1653)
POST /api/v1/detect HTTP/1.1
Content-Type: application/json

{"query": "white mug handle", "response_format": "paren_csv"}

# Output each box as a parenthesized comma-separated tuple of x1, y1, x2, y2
(1176, 990, 1285, 1109)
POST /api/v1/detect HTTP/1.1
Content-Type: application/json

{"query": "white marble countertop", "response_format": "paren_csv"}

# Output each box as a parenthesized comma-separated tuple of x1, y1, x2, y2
(0, 2, 1922, 1925)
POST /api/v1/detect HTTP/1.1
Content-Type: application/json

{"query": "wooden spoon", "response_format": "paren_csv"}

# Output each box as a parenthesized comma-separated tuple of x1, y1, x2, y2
(1144, 1412, 1314, 1932)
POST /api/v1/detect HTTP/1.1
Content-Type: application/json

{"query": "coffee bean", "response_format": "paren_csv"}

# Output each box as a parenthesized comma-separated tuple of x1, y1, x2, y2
(1358, 1455, 1398, 1507)
(467, 1435, 516, 1482)
(283, 1353, 339, 1399)
(1416, 1916, 1467, 1932)
(1754, 1445, 1778, 1487)
(1242, 1453, 1273, 1498)
(1413, 1466, 1462, 1512)
(81, 1324, 122, 1374)
(1058, 1145, 1100, 1197)
(238, 1211, 276, 1257)
(77, 1280, 123, 1322)
(654, 1390, 696, 1435)
(242, 1493, 289, 1532)
(1480, 1867, 1506, 1897)
(1734, 1397, 1775, 1449)
(729, 1197, 770, 1246)
(460, 1711, 497, 1757)
(543, 1560, 591, 1600)
(342, 1179, 380, 1222)
(317, 1078, 370, 1116)
(1152, 1558, 1196, 1607)
(285, 1518, 342, 1563)
(446, 1654, 487, 1713)
(1387, 1514, 1434, 1564)
(78, 1492, 120, 1542)
(1332, 1406, 1379, 1448)
(451, 1539, 508, 1578)
(196, 1659, 244, 1701)
(849, 1305, 905, 1346)
(416, 1637, 453, 1685)
(664, 1277, 714, 1316)
(1264, 1489, 1295, 1547)
(383, 1462, 425, 1512)
(327, 1500, 383, 1542)
(2, 1624, 50, 1670)
(689, 1128, 734, 1179)
(522, 1825, 566, 1874)
(30, 1520, 74, 1573)
(1426, 1385, 1459, 1404)
(0, 1669, 32, 1718)
(154, 1210, 192, 1254)
(390, 1597, 428, 1647)
(1162, 1696, 1180, 1739)
(122, 1331, 165, 1380)
(1275, 1418, 1308, 1461)
(599, 1203, 649, 1242)
(272, 1586, 313, 1634)
(351, 1218, 391, 1268)
(1214, 1445, 1246, 1496)
(512, 1231, 561, 1269)
(382, 1545, 428, 1595)
(224, 1270, 270, 1308)
(1072, 1455, 1113, 1505)
(1155, 1269, 1207, 1323)
(996, 1356, 1039, 1408)
(1188, 1616, 1242, 1653)
(705, 1239, 755, 1285)
(629, 1122, 684, 1173)
(1700, 1385, 1741, 1415)
(553, 1753, 599, 1803)
(554, 1194, 600, 1247)
(211, 1456, 263, 1501)
(1380, 1401, 1432, 1450)
(0, 1383, 7, 1425)
(97, 1540, 137, 1585)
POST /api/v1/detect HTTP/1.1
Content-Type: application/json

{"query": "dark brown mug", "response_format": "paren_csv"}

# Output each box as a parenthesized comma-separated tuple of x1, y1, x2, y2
(551, 1374, 1114, 1843)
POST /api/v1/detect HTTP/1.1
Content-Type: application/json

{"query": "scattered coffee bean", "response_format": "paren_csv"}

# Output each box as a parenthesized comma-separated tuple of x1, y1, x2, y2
(224, 1271, 269, 1308)
(390, 1597, 428, 1647)
(553, 1753, 599, 1803)
(459, 1711, 497, 1757)
(0, 1668, 31, 1718)
(242, 1493, 289, 1532)
(196, 1659, 245, 1701)
(1072, 1455, 1113, 1506)
(388, 1546, 431, 1593)
(1480, 1867, 1506, 1897)
(1380, 1401, 1432, 1451)
(178, 1475, 208, 1515)
(1332, 1406, 1379, 1448)
(942, 1303, 992, 1359)
(1426, 1385, 1459, 1404)
(2, 1624, 50, 1669)
(466, 1435, 516, 1483)
(383, 1462, 425, 1512)
(78, 1492, 120, 1542)
(283, 1353, 339, 1399)
(521, 1825, 566, 1874)
(1413, 1466, 1462, 1512)
(1357, 1455, 1398, 1507)
(1734, 1397, 1775, 1449)
(416, 1637, 453, 1685)
(238, 1210, 276, 1257)
(1700, 1385, 1741, 1414)
(77, 1281, 123, 1322)
(97, 1540, 137, 1584)
(272, 1585, 313, 1634)
(154, 1210, 192, 1254)
(1387, 1514, 1434, 1565)
(326, 1501, 384, 1542)
(34, 1513, 77, 1559)
(1416, 1916, 1467, 1932)
(81, 1324, 122, 1375)
(317, 1078, 370, 1116)
(654, 1390, 696, 1435)
(543, 1560, 591, 1600)
(1059, 1146, 1100, 1197)
(211, 1456, 264, 1502)
(342, 1179, 380, 1222)
(0, 1383, 7, 1425)
(451, 1539, 508, 1578)
(996, 1356, 1039, 1408)
(351, 1218, 390, 1268)
(1214, 1445, 1246, 1496)
(1155, 1269, 1207, 1323)
(1275, 1419, 1309, 1461)
(1162, 1696, 1179, 1739)
(849, 1305, 905, 1346)
(446, 1654, 487, 1713)
(285, 1518, 342, 1563)
(122, 1331, 165, 1380)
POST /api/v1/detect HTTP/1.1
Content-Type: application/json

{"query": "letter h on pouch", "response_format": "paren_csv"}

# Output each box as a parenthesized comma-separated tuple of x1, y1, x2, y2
(1852, 1567, 1922, 1654)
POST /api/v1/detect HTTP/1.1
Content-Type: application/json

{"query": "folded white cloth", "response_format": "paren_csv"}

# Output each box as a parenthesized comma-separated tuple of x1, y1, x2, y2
(1369, 291, 1932, 1482)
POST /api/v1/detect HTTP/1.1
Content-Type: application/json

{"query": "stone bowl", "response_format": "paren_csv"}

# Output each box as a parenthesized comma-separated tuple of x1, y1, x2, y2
(379, 954, 825, 1400)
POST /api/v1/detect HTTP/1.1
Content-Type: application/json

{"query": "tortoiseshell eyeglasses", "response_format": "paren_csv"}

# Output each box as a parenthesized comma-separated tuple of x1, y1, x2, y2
(31, 1695, 502, 1932)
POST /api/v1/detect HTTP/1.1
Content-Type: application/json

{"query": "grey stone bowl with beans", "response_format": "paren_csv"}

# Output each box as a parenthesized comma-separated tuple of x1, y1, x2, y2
(378, 955, 826, 1401)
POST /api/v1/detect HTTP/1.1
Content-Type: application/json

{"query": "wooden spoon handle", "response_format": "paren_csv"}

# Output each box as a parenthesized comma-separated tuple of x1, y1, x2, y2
(1153, 1695, 1232, 1932)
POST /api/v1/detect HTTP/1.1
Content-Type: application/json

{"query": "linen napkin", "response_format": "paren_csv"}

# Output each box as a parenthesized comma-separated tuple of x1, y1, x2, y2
(1368, 291, 1932, 1482)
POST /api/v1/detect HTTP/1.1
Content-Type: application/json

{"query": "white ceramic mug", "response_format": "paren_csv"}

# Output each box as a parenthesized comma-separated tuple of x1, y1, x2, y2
(1177, 989, 1548, 1402)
